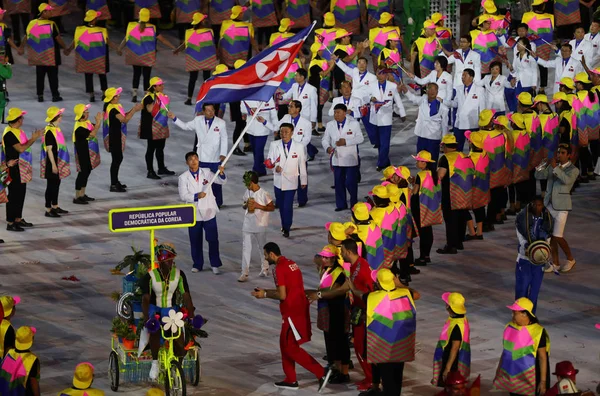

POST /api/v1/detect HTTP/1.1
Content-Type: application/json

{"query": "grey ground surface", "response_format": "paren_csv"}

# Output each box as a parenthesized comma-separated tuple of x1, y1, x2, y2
(0, 13, 599, 396)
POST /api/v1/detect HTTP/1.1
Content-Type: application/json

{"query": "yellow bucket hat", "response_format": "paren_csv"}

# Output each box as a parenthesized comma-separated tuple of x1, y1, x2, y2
(517, 91, 533, 106)
(324, 12, 336, 27)
(234, 60, 246, 69)
(431, 12, 446, 24)
(213, 64, 228, 75)
(412, 150, 435, 163)
(335, 28, 352, 39)
(478, 15, 494, 25)
(377, 268, 396, 291)
(149, 76, 163, 87)
(352, 202, 370, 221)
(279, 18, 294, 33)
(442, 292, 467, 314)
(15, 326, 36, 351)
(507, 297, 535, 317)
(7, 108, 27, 122)
(326, 221, 347, 241)
(478, 109, 495, 127)
(482, 0, 497, 13)
(310, 42, 325, 54)
(532, 0, 546, 6)
(72, 362, 95, 389)
(104, 87, 122, 102)
(371, 185, 389, 199)
(533, 94, 548, 105)
(508, 112, 526, 129)
(395, 166, 411, 180)
(38, 3, 53, 13)
(380, 165, 397, 180)
(442, 134, 457, 145)
(230, 5, 247, 20)
(559, 77, 575, 90)
(73, 103, 91, 121)
(84, 9, 100, 22)
(551, 91, 568, 104)
(493, 115, 510, 129)
(466, 130, 485, 149)
(191, 12, 207, 26)
(378, 12, 393, 25)
(386, 184, 400, 202)
(574, 72, 591, 84)
(45, 106, 65, 123)
(138, 8, 150, 23)
(0, 295, 20, 318)
(423, 20, 436, 30)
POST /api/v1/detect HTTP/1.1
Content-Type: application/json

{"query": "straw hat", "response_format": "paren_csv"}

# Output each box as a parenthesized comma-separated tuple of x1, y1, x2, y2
(442, 292, 466, 314)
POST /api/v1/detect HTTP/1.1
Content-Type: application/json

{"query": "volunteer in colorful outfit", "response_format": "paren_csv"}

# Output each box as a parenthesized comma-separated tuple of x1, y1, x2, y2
(432, 292, 470, 388)
(411, 20, 439, 79)
(178, 151, 227, 274)
(476, 61, 513, 114)
(484, 114, 513, 227)
(331, 0, 359, 33)
(140, 242, 195, 380)
(572, 72, 597, 183)
(369, 12, 401, 66)
(58, 362, 104, 395)
(174, 0, 200, 41)
(3, 0, 31, 45)
(103, 87, 143, 193)
(308, 42, 333, 134)
(251, 242, 331, 392)
(40, 106, 70, 218)
(133, 0, 160, 21)
(322, 103, 364, 212)
(432, 12, 454, 54)
(407, 56, 453, 101)
(85, 0, 110, 27)
(369, 64, 406, 171)
(447, 68, 486, 151)
(139, 76, 175, 180)
(2, 108, 42, 232)
(378, 31, 402, 72)
(250, 0, 279, 51)
(465, 131, 490, 240)
(332, 29, 362, 91)
(470, 16, 501, 75)
(0, 326, 40, 396)
(22, 3, 68, 103)
(403, 0, 428, 44)
(493, 297, 550, 396)
(65, 12, 115, 102)
(0, 295, 19, 358)
(117, 8, 176, 102)
(282, 0, 311, 29)
(218, 6, 258, 68)
(173, 13, 218, 106)
(266, 123, 307, 238)
(440, 34, 482, 88)
(170, 103, 228, 206)
(521, 0, 553, 91)
(347, 266, 419, 396)
(72, 103, 102, 205)
(0, 7, 23, 64)
(241, 96, 278, 176)
(314, 12, 338, 63)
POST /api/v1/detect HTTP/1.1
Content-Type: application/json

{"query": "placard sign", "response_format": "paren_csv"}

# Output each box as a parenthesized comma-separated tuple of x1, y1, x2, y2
(109, 204, 196, 232)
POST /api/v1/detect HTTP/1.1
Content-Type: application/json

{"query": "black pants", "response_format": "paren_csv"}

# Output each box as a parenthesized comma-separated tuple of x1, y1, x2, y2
(515, 180, 530, 203)
(442, 206, 460, 249)
(418, 226, 433, 258)
(176, 23, 191, 42)
(145, 138, 166, 172)
(398, 246, 413, 281)
(578, 145, 593, 175)
(10, 13, 30, 45)
(36, 65, 60, 97)
(45, 178, 61, 208)
(538, 65, 548, 88)
(230, 101, 249, 146)
(85, 73, 108, 93)
(187, 70, 211, 98)
(486, 186, 504, 224)
(324, 330, 351, 364)
(6, 178, 26, 222)
(75, 164, 92, 190)
(132, 65, 152, 91)
(379, 362, 404, 396)
(317, 103, 324, 124)
(508, 183, 516, 204)
(110, 148, 123, 185)
(255, 26, 275, 47)
(473, 206, 485, 223)
(590, 139, 599, 167)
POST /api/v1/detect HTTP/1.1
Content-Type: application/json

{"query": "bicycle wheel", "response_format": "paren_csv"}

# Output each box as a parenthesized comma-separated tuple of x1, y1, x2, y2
(109, 351, 119, 391)
(165, 359, 186, 396)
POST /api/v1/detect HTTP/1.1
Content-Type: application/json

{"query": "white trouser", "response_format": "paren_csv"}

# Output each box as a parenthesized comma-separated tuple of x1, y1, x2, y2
(241, 231, 269, 275)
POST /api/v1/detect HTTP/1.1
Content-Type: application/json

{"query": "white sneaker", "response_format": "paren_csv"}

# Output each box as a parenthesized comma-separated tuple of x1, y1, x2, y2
(212, 267, 221, 275)
(560, 259, 576, 273)
(544, 263, 559, 273)
(149, 360, 159, 381)
(191, 267, 200, 273)
(238, 274, 248, 282)
(259, 269, 269, 277)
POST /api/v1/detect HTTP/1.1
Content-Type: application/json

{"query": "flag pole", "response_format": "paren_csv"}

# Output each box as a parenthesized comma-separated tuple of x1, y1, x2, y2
(207, 101, 266, 186)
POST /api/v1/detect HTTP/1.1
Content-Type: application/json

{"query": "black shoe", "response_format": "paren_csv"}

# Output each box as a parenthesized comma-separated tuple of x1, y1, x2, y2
(157, 168, 176, 175)
(0, 239, 4, 243)
(45, 209, 61, 218)
(282, 229, 290, 238)
(373, 144, 379, 149)
(89, 95, 96, 103)
(52, 96, 63, 102)
(317, 126, 326, 132)
(329, 373, 350, 384)
(359, 389, 382, 396)
(376, 167, 383, 172)
(55, 207, 69, 214)
(414, 258, 428, 266)
(82, 195, 95, 202)
(588, 173, 597, 181)
(7, 223, 25, 232)
(243, 145, 252, 152)
(184, 99, 192, 106)
(357, 173, 362, 183)
(17, 220, 33, 227)
(334, 207, 347, 212)
(298, 203, 307, 207)
(436, 246, 457, 254)
(465, 234, 483, 241)
(410, 266, 421, 275)
(318, 367, 333, 393)
(110, 184, 127, 192)
(308, 156, 315, 161)
(232, 148, 246, 156)
(312, 129, 320, 136)
(73, 197, 89, 205)
(456, 243, 464, 250)
(147, 171, 161, 180)
(131, 95, 138, 103)
(37, 96, 44, 102)
(505, 209, 517, 216)
(482, 223, 495, 232)
(118, 182, 128, 189)
(580, 177, 589, 183)
(274, 381, 298, 390)
(494, 219, 504, 225)
(424, 257, 431, 263)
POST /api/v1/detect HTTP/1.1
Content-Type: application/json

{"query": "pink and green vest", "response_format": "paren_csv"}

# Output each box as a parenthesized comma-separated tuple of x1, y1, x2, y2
(73, 120, 101, 172)
(26, 19, 56, 66)
(370, 205, 398, 269)
(125, 22, 157, 67)
(251, 0, 277, 28)
(470, 151, 490, 209)
(74, 26, 107, 74)
(354, 222, 385, 270)
(538, 112, 560, 159)
(417, 170, 442, 227)
(521, 112, 543, 169)
(184, 28, 217, 72)
(0, 349, 39, 396)
(175, 0, 200, 24)
(482, 131, 512, 188)
(219, 20, 252, 67)
(512, 129, 531, 183)
(2, 127, 33, 183)
(432, 317, 471, 385)
(331, 0, 360, 32)
(443, 152, 474, 210)
(284, 0, 311, 28)
(40, 126, 71, 180)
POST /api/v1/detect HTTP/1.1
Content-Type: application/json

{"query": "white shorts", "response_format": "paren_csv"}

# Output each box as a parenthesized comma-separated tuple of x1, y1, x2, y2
(547, 203, 569, 238)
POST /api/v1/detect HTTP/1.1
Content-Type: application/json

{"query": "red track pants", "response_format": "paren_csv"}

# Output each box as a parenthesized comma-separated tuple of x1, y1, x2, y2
(353, 321, 372, 383)
(280, 321, 324, 383)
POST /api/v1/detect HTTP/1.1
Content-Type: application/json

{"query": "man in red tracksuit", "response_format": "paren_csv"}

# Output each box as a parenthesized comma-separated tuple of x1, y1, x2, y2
(341, 238, 375, 392)
(252, 242, 331, 392)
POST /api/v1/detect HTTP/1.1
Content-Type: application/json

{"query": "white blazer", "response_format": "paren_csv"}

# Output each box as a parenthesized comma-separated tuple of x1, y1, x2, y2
(584, 32, 600, 68)
(445, 49, 482, 87)
(279, 114, 312, 147)
(241, 99, 278, 137)
(321, 117, 364, 167)
(569, 38, 594, 64)
(476, 74, 512, 112)
(368, 80, 406, 126)
(447, 84, 487, 130)
(336, 61, 378, 103)
(512, 53, 539, 88)
(499, 35, 536, 58)
(537, 56, 585, 88)
(329, 96, 362, 119)
(266, 139, 308, 190)
(282, 82, 318, 123)
(174, 116, 228, 163)
(178, 168, 227, 221)
(405, 91, 450, 139)
(414, 71, 454, 101)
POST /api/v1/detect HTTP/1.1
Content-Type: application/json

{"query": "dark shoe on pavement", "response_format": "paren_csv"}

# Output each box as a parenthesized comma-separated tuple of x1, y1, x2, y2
(184, 98, 192, 106)
(282, 229, 290, 238)
(318, 367, 333, 393)
(312, 129, 321, 136)
(456, 243, 464, 250)
(436, 246, 457, 254)
(52, 96, 63, 102)
(7, 223, 25, 232)
(37, 96, 44, 102)
(328, 373, 350, 384)
(482, 223, 495, 232)
(376, 166, 383, 172)
(410, 266, 421, 275)
(232, 148, 246, 156)
(494, 219, 504, 225)
(505, 209, 517, 216)
(82, 195, 95, 202)
(131, 95, 138, 103)
(117, 182, 128, 189)
(0, 239, 4, 243)
(414, 258, 428, 266)
(110, 184, 127, 192)
(317, 126, 326, 132)
(157, 168, 176, 175)
(73, 197, 89, 205)
(55, 207, 69, 214)
(334, 207, 347, 212)
(45, 209, 61, 218)
(359, 388, 382, 396)
(147, 171, 161, 180)
(89, 95, 95, 103)
(274, 381, 298, 390)
(464, 234, 483, 241)
(243, 145, 252, 152)
(17, 219, 33, 227)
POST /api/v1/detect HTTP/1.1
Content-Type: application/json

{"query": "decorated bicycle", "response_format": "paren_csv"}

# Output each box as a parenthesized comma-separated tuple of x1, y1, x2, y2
(109, 242, 207, 395)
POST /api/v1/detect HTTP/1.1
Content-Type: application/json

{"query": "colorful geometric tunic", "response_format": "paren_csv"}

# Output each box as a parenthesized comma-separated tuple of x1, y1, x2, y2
(251, 0, 278, 28)
(511, 129, 531, 183)
(276, 58, 302, 107)
(572, 91, 599, 146)
(309, 57, 331, 105)
(209, 0, 235, 26)
(124, 22, 157, 67)
(103, 104, 127, 152)
(443, 151, 474, 210)
(470, 29, 500, 74)
(538, 112, 560, 159)
(366, 288, 416, 363)
(370, 205, 399, 269)
(392, 201, 410, 261)
(284, 0, 311, 28)
(432, 317, 471, 385)
(25, 19, 56, 66)
(482, 131, 512, 188)
(48, 0, 70, 17)
(331, 0, 361, 33)
(0, 349, 39, 396)
(521, 12, 554, 61)
(366, 0, 391, 29)
(413, 36, 439, 78)
(314, 27, 338, 61)
(1, 127, 33, 183)
(493, 323, 550, 395)
(417, 170, 442, 227)
(73, 121, 101, 172)
(3, 0, 31, 15)
(175, 0, 201, 24)
(369, 26, 401, 59)
(317, 266, 345, 332)
(469, 151, 490, 209)
(143, 92, 171, 140)
(436, 26, 453, 53)
(40, 126, 71, 180)
(554, 0, 581, 26)
(135, 0, 161, 19)
(86, 0, 111, 20)
(74, 26, 108, 74)
(354, 222, 385, 271)
(184, 28, 218, 72)
(219, 20, 254, 68)
(521, 112, 542, 169)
